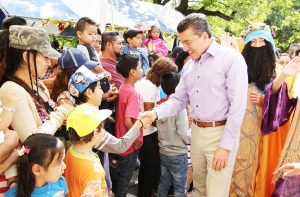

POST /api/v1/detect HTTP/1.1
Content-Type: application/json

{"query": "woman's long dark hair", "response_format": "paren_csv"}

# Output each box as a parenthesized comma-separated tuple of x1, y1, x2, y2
(242, 41, 275, 90)
(51, 67, 77, 101)
(51, 67, 99, 105)
(16, 133, 64, 197)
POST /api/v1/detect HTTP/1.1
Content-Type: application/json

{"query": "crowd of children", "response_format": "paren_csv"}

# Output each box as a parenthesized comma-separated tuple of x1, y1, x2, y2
(2, 12, 299, 197)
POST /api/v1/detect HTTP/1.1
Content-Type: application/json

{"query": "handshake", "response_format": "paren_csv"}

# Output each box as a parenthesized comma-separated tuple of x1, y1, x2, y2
(137, 110, 157, 129)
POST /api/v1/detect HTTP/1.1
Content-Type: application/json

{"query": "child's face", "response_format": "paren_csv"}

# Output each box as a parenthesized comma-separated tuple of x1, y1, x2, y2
(40, 150, 66, 184)
(93, 124, 105, 145)
(86, 81, 103, 107)
(94, 34, 102, 53)
(77, 24, 97, 46)
(128, 34, 143, 48)
(132, 63, 142, 80)
(150, 27, 160, 40)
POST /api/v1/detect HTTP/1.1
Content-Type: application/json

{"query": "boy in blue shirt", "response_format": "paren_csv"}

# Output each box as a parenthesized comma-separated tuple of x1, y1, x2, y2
(121, 28, 150, 77)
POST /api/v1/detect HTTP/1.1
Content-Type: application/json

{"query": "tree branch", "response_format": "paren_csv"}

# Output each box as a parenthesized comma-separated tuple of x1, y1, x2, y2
(217, 2, 232, 10)
(184, 7, 236, 21)
(152, 0, 162, 4)
(175, 0, 189, 14)
(151, 0, 236, 21)
(152, 0, 170, 6)
(161, 0, 171, 5)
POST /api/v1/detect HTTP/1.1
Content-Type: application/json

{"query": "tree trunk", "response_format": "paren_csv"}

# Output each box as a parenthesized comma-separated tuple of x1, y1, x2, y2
(153, 0, 162, 4)
(175, 0, 188, 14)
(151, 0, 234, 21)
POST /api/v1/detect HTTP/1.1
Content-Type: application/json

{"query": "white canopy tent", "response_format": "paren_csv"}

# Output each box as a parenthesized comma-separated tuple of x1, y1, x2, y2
(0, 0, 184, 33)
(61, 0, 184, 33)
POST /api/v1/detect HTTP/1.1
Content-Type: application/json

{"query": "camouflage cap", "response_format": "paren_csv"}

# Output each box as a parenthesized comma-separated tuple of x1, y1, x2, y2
(9, 25, 61, 58)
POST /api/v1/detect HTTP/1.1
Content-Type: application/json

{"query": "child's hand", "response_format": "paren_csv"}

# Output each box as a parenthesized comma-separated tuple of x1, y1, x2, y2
(106, 85, 119, 102)
(104, 72, 112, 81)
(249, 91, 264, 106)
(137, 116, 153, 129)
(106, 94, 118, 102)
(57, 98, 74, 107)
(109, 84, 119, 95)
(138, 111, 157, 126)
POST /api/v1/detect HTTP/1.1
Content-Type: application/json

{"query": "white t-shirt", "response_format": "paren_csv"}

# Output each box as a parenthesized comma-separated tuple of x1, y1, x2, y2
(135, 78, 160, 136)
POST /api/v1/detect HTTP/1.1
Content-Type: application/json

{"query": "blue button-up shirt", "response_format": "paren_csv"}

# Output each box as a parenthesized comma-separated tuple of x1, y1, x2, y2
(121, 45, 150, 77)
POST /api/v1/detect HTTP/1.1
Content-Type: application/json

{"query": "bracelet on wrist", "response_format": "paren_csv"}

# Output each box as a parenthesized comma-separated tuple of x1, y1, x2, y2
(138, 119, 144, 128)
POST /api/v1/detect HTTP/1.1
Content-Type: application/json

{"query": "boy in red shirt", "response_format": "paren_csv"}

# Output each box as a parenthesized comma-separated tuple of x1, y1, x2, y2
(111, 54, 143, 197)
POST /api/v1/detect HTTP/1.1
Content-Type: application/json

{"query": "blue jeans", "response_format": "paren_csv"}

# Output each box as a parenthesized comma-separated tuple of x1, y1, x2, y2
(157, 153, 188, 197)
(138, 133, 160, 197)
(110, 150, 138, 197)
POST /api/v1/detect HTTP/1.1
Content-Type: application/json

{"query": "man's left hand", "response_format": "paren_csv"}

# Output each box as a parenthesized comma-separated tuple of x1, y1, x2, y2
(212, 147, 230, 171)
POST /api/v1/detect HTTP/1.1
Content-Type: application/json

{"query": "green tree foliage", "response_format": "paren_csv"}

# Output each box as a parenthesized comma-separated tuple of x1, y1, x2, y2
(145, 0, 300, 51)
(265, 0, 300, 51)
(49, 35, 78, 49)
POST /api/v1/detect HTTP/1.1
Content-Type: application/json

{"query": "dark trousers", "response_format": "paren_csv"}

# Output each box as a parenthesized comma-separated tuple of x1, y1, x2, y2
(111, 150, 138, 197)
(138, 132, 160, 197)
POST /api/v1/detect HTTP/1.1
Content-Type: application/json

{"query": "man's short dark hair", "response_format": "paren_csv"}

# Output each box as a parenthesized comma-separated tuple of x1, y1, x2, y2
(116, 54, 139, 78)
(177, 13, 212, 38)
(101, 31, 119, 51)
(123, 28, 143, 43)
(76, 17, 96, 32)
(161, 72, 180, 96)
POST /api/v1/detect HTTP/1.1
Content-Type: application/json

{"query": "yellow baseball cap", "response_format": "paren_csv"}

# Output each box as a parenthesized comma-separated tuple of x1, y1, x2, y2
(67, 103, 112, 137)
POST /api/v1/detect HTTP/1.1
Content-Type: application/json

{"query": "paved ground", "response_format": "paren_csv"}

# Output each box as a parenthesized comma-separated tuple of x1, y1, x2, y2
(124, 169, 194, 197)
(111, 169, 156, 197)
(111, 167, 194, 197)
(127, 169, 142, 197)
